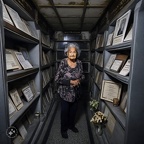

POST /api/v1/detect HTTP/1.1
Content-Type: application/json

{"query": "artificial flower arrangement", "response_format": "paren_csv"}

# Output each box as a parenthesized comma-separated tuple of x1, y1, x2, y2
(89, 98, 99, 111)
(90, 111, 107, 125)
(89, 98, 107, 135)
(90, 111, 107, 135)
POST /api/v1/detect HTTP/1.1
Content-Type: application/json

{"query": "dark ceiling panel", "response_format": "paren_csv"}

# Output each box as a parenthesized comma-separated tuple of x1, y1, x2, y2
(80, 0, 88, 31)
(49, 0, 64, 30)
(83, 17, 99, 23)
(53, 0, 84, 5)
(45, 18, 60, 24)
(61, 18, 81, 24)
(32, 0, 110, 31)
(33, 0, 50, 6)
(40, 8, 57, 17)
(85, 8, 104, 17)
(88, 0, 109, 6)
(57, 8, 83, 17)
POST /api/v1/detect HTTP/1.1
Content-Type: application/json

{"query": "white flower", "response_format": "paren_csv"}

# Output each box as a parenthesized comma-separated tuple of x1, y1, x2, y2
(90, 111, 107, 124)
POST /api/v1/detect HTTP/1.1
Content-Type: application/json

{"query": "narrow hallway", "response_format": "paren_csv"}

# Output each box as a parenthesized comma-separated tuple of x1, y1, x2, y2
(37, 96, 95, 144)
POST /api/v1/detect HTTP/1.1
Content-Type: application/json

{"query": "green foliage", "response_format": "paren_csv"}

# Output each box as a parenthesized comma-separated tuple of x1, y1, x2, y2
(89, 99, 99, 111)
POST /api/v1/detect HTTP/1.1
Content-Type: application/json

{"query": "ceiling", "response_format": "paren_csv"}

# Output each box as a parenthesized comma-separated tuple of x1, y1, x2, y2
(32, 0, 111, 32)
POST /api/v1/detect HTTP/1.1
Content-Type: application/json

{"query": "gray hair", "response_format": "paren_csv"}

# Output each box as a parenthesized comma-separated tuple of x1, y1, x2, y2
(64, 43, 81, 57)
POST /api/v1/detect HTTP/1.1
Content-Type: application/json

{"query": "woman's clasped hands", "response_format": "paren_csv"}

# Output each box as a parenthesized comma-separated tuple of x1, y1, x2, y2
(70, 79, 80, 87)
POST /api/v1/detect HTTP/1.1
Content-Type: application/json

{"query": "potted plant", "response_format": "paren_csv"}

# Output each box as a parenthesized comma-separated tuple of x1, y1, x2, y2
(90, 111, 107, 135)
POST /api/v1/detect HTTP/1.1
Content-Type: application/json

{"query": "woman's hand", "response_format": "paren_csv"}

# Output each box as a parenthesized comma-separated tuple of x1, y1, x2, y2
(70, 79, 80, 87)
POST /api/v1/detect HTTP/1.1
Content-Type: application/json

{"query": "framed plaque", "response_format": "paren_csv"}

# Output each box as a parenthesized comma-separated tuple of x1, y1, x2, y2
(13, 135, 23, 144)
(22, 19, 38, 39)
(6, 49, 22, 70)
(124, 26, 132, 41)
(100, 80, 122, 102)
(28, 80, 37, 95)
(15, 52, 33, 69)
(110, 60, 123, 72)
(42, 52, 48, 65)
(22, 85, 34, 102)
(9, 89, 23, 110)
(106, 33, 113, 46)
(113, 10, 131, 45)
(110, 54, 128, 72)
(2, 1, 14, 25)
(5, 5, 31, 35)
(19, 47, 31, 63)
(8, 97, 17, 118)
(95, 34, 104, 48)
(119, 59, 131, 76)
(105, 54, 117, 70)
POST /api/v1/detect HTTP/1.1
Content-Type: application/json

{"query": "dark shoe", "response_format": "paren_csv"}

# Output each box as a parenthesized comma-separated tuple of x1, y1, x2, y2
(61, 131, 68, 139)
(69, 127, 79, 133)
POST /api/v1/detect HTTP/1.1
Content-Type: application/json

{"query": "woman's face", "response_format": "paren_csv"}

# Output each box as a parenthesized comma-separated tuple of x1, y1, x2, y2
(67, 47, 77, 60)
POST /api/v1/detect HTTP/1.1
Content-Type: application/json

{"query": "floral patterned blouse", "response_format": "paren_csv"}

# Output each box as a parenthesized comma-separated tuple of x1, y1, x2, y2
(55, 58, 85, 102)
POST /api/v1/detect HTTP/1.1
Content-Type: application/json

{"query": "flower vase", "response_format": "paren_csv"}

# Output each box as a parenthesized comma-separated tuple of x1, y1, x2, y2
(97, 125, 103, 136)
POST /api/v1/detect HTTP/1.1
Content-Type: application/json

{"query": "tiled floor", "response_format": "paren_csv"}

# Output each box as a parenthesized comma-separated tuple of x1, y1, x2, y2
(43, 100, 91, 144)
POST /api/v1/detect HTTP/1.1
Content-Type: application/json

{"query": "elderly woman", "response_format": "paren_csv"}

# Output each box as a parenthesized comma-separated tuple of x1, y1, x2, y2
(55, 43, 85, 139)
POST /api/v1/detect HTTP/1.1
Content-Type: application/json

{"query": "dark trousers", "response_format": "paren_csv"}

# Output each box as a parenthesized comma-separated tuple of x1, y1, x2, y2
(61, 98, 78, 132)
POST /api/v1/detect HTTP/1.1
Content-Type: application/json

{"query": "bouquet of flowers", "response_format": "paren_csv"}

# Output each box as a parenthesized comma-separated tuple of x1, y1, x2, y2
(89, 98, 99, 111)
(90, 111, 107, 125)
